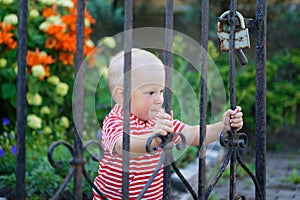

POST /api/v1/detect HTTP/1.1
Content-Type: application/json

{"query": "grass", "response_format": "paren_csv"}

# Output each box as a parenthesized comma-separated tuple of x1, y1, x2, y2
(281, 168, 300, 184)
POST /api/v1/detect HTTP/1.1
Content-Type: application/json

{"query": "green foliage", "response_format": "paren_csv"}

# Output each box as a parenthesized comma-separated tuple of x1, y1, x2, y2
(221, 162, 255, 179)
(209, 42, 300, 134)
(0, 144, 99, 199)
(268, 4, 300, 51)
(87, 0, 124, 39)
(281, 168, 300, 184)
(266, 50, 300, 132)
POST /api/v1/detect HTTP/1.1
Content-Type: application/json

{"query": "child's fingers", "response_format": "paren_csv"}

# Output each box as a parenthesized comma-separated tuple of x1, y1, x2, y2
(158, 111, 172, 120)
(231, 111, 243, 119)
(230, 117, 243, 125)
(155, 126, 173, 136)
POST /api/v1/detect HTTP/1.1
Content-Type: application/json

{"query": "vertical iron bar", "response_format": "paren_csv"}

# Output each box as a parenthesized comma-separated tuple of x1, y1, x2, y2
(229, 1, 237, 199)
(16, 0, 28, 199)
(122, 0, 133, 199)
(74, 0, 85, 199)
(163, 0, 174, 199)
(198, 0, 209, 199)
(255, 0, 267, 199)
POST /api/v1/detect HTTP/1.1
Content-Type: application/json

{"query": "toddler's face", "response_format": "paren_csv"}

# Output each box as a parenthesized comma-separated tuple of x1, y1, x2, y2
(130, 65, 165, 121)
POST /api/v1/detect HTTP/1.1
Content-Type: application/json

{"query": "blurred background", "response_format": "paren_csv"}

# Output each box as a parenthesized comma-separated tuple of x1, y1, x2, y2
(87, 0, 300, 152)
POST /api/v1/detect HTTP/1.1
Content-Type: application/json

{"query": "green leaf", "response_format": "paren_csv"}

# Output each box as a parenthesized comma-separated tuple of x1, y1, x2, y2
(2, 83, 16, 99)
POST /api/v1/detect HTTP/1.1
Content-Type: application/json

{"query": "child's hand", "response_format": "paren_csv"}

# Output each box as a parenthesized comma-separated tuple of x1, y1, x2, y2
(223, 106, 243, 131)
(153, 112, 173, 136)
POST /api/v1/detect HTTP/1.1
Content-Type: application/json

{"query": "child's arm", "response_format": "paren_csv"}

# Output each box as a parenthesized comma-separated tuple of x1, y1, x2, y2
(114, 112, 174, 157)
(114, 107, 243, 156)
(182, 106, 243, 146)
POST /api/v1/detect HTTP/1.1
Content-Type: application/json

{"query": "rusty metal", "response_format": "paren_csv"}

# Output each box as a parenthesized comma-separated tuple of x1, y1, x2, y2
(143, 0, 198, 199)
(235, 49, 248, 65)
(47, 0, 107, 199)
(228, 1, 238, 199)
(206, 147, 233, 197)
(198, 0, 209, 199)
(47, 140, 105, 199)
(206, 0, 265, 199)
(145, 132, 196, 199)
(16, 0, 28, 199)
(217, 11, 251, 51)
(122, 0, 133, 199)
(162, 0, 174, 199)
(255, 0, 267, 199)
(73, 0, 86, 198)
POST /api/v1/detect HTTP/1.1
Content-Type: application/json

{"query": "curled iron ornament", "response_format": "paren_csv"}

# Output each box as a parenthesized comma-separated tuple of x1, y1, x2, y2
(220, 129, 248, 148)
(142, 132, 199, 199)
(146, 132, 186, 153)
(47, 140, 106, 199)
(83, 140, 104, 162)
(48, 141, 75, 168)
(48, 140, 104, 168)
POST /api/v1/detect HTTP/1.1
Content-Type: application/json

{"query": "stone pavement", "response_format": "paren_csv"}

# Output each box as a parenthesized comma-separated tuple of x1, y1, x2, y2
(171, 152, 300, 200)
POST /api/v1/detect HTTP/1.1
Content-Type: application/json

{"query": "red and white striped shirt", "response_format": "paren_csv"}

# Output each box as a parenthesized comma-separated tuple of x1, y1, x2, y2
(93, 104, 186, 200)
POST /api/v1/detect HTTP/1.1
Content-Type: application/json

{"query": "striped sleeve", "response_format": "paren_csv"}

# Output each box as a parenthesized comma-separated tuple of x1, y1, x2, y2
(173, 119, 186, 133)
(172, 119, 186, 143)
(102, 116, 123, 155)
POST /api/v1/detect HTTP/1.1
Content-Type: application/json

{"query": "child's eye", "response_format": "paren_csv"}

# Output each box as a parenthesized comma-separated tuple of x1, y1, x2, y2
(146, 91, 154, 95)
(160, 90, 164, 94)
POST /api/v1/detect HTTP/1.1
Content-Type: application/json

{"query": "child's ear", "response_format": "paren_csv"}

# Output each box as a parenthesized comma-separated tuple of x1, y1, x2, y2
(112, 86, 124, 105)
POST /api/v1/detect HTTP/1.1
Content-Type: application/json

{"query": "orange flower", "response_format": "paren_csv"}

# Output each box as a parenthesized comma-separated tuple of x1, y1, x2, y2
(27, 49, 54, 66)
(58, 52, 74, 66)
(26, 49, 55, 79)
(41, 0, 96, 67)
(60, 34, 76, 52)
(42, 5, 58, 18)
(0, 22, 17, 49)
(39, 51, 56, 66)
(46, 24, 65, 38)
(84, 43, 94, 55)
(61, 14, 76, 27)
(45, 38, 57, 49)
(85, 12, 96, 25)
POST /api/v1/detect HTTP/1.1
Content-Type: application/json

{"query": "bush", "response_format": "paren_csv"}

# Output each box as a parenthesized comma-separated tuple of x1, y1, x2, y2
(0, 0, 101, 198)
(0, 0, 97, 155)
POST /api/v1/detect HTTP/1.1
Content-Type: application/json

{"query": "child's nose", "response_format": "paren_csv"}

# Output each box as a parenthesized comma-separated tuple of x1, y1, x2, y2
(155, 94, 163, 104)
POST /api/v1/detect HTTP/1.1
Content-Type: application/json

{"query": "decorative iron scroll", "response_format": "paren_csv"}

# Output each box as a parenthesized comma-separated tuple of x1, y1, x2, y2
(144, 133, 198, 200)
(47, 140, 106, 200)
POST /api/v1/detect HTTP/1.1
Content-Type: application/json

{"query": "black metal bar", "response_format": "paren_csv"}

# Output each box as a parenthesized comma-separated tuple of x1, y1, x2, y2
(74, 0, 86, 199)
(163, 1, 174, 199)
(122, 0, 133, 199)
(83, 168, 108, 200)
(51, 168, 75, 200)
(48, 139, 106, 199)
(206, 147, 233, 198)
(199, 0, 209, 199)
(255, 0, 267, 199)
(229, 1, 237, 199)
(236, 151, 262, 197)
(16, 0, 28, 199)
(172, 162, 198, 199)
(48, 141, 75, 168)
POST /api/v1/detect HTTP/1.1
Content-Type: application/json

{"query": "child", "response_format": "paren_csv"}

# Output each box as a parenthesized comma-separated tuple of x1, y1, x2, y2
(93, 49, 243, 200)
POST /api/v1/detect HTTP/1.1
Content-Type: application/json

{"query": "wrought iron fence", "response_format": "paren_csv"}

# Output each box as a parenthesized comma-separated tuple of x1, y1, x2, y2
(16, 0, 267, 199)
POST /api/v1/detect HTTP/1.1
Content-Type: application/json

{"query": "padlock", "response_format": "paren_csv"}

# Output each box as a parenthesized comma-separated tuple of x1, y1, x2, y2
(217, 11, 250, 51)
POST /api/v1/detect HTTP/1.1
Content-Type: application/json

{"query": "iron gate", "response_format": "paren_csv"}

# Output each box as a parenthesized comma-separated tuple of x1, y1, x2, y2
(16, 0, 267, 199)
